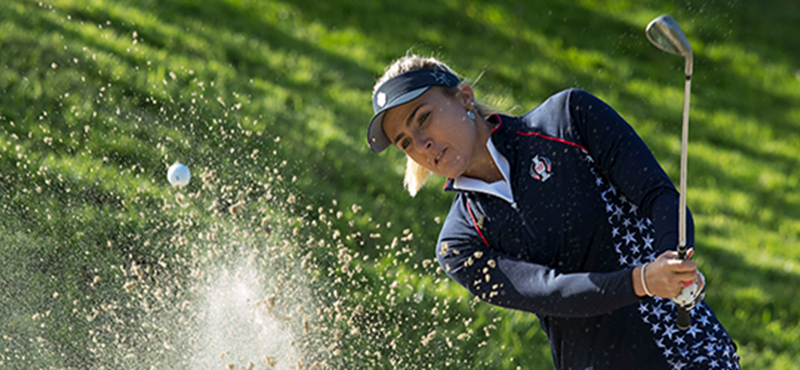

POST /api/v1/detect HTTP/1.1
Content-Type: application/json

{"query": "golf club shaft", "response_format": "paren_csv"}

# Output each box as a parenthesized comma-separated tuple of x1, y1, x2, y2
(676, 58, 693, 331)
(678, 72, 691, 259)
(645, 13, 696, 331)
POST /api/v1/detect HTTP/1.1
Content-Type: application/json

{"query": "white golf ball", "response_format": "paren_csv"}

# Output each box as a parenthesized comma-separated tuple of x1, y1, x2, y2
(167, 163, 191, 187)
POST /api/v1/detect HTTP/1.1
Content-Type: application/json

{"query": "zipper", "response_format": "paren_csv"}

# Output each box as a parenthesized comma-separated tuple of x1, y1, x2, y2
(509, 200, 540, 246)
(465, 194, 540, 247)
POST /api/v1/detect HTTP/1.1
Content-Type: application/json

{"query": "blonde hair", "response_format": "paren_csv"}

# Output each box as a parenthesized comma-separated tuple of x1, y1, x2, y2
(375, 54, 494, 197)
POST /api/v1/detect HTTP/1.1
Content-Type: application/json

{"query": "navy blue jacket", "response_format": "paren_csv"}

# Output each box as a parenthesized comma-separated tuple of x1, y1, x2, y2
(436, 89, 739, 369)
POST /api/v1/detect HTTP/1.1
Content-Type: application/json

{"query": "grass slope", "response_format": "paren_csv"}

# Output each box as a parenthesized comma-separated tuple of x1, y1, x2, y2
(0, 0, 798, 368)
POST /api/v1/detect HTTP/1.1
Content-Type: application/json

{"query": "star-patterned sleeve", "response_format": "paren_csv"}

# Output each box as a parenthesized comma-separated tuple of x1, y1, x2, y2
(565, 89, 694, 253)
(436, 197, 642, 317)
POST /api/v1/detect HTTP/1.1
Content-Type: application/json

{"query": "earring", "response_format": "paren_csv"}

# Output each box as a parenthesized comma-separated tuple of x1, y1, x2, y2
(467, 111, 475, 119)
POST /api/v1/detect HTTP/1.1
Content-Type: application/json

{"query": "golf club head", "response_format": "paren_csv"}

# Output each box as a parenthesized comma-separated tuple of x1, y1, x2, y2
(646, 15, 693, 59)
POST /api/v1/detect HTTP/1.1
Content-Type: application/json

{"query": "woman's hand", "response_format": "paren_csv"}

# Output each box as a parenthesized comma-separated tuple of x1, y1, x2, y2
(632, 249, 704, 299)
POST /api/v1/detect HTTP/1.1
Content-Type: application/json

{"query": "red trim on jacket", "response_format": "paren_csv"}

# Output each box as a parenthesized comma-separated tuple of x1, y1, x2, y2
(466, 198, 491, 249)
(516, 130, 588, 152)
(489, 113, 503, 134)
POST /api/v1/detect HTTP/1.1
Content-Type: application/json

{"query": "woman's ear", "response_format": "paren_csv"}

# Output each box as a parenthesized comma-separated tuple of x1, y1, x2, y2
(457, 84, 476, 110)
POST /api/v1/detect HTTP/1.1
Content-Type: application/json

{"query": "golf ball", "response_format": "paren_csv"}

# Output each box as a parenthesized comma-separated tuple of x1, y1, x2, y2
(167, 163, 191, 187)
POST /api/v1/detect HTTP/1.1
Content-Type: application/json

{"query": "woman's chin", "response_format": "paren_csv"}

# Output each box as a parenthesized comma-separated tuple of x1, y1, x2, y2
(437, 162, 468, 179)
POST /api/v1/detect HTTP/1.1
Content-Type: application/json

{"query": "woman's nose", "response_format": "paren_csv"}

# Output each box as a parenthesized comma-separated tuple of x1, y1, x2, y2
(415, 135, 434, 153)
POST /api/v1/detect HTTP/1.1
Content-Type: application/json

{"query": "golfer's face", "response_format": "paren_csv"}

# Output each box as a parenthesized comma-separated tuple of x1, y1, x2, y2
(381, 87, 479, 179)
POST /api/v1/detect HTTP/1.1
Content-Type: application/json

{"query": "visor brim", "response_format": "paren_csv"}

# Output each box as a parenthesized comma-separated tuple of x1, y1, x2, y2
(366, 86, 431, 153)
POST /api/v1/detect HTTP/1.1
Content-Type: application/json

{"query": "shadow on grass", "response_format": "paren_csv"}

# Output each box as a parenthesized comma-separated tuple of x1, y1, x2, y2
(700, 241, 800, 354)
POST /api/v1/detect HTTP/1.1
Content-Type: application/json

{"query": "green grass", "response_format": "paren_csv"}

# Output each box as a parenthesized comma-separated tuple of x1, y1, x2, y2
(1, 0, 799, 369)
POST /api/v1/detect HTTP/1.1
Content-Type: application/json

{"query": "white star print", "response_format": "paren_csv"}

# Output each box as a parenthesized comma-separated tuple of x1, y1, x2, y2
(646, 252, 657, 262)
(635, 218, 647, 232)
(687, 325, 702, 338)
(651, 323, 661, 334)
(430, 70, 449, 84)
(622, 230, 637, 245)
(643, 234, 654, 250)
(588, 151, 740, 370)
(663, 325, 678, 340)
(652, 305, 666, 320)
(612, 205, 624, 220)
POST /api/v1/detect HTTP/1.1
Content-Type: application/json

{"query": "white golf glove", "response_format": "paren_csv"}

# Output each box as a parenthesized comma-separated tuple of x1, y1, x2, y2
(672, 272, 705, 310)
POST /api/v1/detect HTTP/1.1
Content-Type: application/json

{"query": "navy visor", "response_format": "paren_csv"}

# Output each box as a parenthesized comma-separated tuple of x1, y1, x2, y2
(367, 68, 461, 153)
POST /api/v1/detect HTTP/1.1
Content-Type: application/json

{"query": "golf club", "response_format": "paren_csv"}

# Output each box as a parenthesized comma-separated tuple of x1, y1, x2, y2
(646, 14, 694, 331)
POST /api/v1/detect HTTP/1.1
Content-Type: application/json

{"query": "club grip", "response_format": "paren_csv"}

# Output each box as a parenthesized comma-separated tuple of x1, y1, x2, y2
(676, 240, 690, 330)
(677, 306, 691, 330)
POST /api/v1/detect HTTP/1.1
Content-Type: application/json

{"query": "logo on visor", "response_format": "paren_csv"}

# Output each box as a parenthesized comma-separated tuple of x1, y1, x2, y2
(530, 155, 553, 182)
(377, 92, 387, 108)
(431, 70, 449, 84)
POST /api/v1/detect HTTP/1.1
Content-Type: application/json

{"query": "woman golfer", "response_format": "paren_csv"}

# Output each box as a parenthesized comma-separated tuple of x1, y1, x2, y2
(366, 55, 740, 369)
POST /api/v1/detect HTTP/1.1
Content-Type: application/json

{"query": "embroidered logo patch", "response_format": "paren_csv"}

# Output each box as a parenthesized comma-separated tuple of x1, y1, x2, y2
(530, 155, 553, 182)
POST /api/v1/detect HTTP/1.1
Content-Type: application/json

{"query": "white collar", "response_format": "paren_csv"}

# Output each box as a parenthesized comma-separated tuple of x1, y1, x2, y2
(452, 139, 514, 204)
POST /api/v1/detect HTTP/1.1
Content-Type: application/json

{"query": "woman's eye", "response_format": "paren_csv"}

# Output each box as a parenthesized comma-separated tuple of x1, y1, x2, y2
(418, 111, 430, 126)
(401, 138, 412, 150)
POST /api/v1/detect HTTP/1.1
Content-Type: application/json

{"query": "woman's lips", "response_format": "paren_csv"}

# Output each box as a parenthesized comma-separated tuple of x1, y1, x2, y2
(435, 148, 447, 165)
